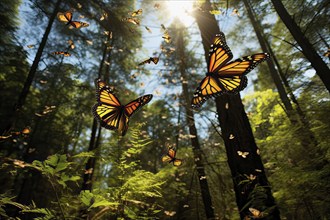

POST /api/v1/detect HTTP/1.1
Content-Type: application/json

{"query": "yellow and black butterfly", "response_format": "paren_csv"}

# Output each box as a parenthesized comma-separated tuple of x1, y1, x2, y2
(145, 26, 152, 33)
(162, 147, 182, 166)
(52, 51, 71, 56)
(121, 17, 140, 25)
(237, 151, 249, 158)
(249, 208, 263, 218)
(138, 57, 159, 65)
(162, 31, 171, 43)
(57, 11, 89, 28)
(129, 9, 142, 17)
(191, 32, 269, 108)
(92, 79, 153, 136)
(68, 40, 75, 49)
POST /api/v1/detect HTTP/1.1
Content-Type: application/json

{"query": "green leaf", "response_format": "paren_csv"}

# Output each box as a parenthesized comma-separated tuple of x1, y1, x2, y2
(79, 190, 118, 210)
(73, 151, 95, 158)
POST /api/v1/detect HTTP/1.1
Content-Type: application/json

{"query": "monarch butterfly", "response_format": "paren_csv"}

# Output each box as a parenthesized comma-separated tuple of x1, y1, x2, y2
(129, 9, 142, 17)
(164, 211, 176, 216)
(231, 9, 240, 17)
(191, 32, 269, 108)
(92, 79, 153, 136)
(145, 26, 152, 33)
(161, 24, 167, 31)
(57, 11, 89, 28)
(21, 127, 31, 137)
(122, 17, 140, 25)
(237, 151, 249, 158)
(162, 147, 182, 166)
(138, 57, 159, 65)
(68, 40, 75, 49)
(249, 208, 263, 218)
(52, 51, 71, 56)
(162, 31, 171, 43)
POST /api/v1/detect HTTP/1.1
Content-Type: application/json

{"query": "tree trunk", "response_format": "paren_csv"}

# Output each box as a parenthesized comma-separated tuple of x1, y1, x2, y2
(193, 1, 280, 219)
(81, 34, 110, 191)
(244, 0, 318, 148)
(243, 0, 293, 113)
(176, 24, 215, 220)
(270, 0, 330, 93)
(81, 119, 98, 191)
(1, 0, 62, 135)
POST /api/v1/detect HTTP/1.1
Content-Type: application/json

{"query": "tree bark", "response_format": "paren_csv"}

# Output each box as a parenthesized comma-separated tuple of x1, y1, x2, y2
(176, 24, 215, 220)
(270, 0, 330, 93)
(1, 0, 62, 135)
(193, 1, 280, 219)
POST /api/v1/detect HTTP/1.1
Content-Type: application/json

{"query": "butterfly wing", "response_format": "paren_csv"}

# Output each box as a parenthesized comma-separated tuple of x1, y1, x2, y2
(138, 58, 152, 65)
(124, 94, 153, 118)
(161, 154, 172, 163)
(208, 32, 233, 73)
(215, 53, 269, 93)
(191, 33, 233, 108)
(167, 148, 176, 158)
(92, 80, 123, 131)
(191, 75, 224, 108)
(151, 57, 159, 64)
(162, 148, 176, 163)
(173, 159, 182, 166)
(53, 51, 71, 56)
(57, 11, 72, 23)
(249, 207, 262, 218)
(131, 9, 142, 16)
(218, 53, 269, 76)
(70, 21, 89, 28)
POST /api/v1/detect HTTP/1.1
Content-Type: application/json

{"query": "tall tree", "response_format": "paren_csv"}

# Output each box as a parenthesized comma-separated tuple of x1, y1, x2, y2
(270, 0, 330, 93)
(243, 0, 317, 148)
(175, 22, 215, 220)
(81, 34, 110, 191)
(1, 0, 62, 135)
(193, 1, 280, 219)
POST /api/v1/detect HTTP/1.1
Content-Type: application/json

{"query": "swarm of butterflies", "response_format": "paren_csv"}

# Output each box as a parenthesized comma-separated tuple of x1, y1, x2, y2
(49, 8, 269, 167)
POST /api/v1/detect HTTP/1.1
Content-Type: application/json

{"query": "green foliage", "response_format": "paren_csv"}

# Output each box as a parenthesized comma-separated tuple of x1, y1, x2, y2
(0, 194, 27, 217)
(80, 190, 119, 211)
(31, 154, 81, 188)
(244, 84, 330, 218)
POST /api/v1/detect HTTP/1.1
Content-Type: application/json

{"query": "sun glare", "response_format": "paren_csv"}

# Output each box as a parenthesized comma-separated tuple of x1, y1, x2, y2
(165, 0, 195, 26)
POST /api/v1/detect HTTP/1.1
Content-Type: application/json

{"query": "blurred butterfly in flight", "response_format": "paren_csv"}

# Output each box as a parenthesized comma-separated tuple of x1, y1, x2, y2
(162, 147, 182, 166)
(249, 207, 263, 218)
(0, 126, 31, 142)
(162, 31, 171, 43)
(57, 11, 89, 28)
(121, 17, 140, 25)
(129, 9, 142, 17)
(191, 32, 269, 108)
(92, 79, 153, 136)
(237, 151, 249, 158)
(138, 57, 159, 66)
(52, 51, 71, 56)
